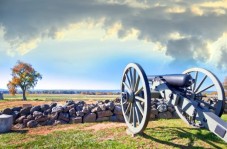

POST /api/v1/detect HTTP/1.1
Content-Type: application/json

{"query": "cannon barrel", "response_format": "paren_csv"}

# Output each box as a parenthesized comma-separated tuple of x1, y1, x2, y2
(148, 74, 194, 87)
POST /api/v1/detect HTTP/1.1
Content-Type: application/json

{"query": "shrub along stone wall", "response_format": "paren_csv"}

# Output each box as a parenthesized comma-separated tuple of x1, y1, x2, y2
(0, 98, 187, 129)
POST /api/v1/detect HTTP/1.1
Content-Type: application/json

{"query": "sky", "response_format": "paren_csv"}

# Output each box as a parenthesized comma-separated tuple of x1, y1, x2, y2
(0, 0, 227, 90)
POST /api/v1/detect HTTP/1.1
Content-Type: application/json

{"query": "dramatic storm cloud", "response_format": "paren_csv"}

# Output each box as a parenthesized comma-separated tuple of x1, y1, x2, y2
(1, 0, 227, 69)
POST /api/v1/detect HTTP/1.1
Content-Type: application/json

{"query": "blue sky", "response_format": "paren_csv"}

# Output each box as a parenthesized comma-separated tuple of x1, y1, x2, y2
(0, 0, 227, 89)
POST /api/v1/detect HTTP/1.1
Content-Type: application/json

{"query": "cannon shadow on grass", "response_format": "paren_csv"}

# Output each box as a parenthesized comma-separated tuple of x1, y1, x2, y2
(140, 126, 226, 149)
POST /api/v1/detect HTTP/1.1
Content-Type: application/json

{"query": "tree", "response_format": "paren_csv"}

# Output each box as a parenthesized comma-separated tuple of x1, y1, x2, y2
(7, 61, 42, 100)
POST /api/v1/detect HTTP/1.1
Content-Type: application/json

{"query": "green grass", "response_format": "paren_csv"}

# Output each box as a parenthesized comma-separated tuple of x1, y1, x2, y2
(2, 94, 119, 101)
(1, 117, 227, 148)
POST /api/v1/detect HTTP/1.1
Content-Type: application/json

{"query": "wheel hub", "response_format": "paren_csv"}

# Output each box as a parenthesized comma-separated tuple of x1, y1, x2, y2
(127, 89, 135, 103)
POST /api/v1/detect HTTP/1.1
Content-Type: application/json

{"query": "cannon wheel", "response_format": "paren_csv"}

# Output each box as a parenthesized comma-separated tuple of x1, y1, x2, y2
(175, 67, 225, 126)
(121, 63, 151, 134)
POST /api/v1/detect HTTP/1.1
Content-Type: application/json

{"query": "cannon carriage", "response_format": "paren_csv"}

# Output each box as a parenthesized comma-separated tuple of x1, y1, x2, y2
(121, 63, 227, 142)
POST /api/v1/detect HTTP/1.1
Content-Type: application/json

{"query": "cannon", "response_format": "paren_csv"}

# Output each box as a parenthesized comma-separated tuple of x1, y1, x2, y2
(120, 63, 227, 142)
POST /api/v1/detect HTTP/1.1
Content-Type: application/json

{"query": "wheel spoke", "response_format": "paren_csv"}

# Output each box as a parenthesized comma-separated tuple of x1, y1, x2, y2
(135, 86, 143, 95)
(136, 101, 144, 116)
(125, 73, 131, 88)
(125, 103, 131, 114)
(195, 75, 207, 93)
(133, 103, 136, 127)
(129, 103, 133, 123)
(193, 71, 198, 92)
(123, 82, 131, 92)
(135, 96, 145, 102)
(135, 105, 141, 124)
(135, 75, 140, 92)
(196, 84, 214, 94)
(133, 69, 136, 91)
(129, 68, 133, 89)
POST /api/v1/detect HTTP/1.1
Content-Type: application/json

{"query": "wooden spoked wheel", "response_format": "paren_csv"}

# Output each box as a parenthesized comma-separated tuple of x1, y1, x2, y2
(121, 63, 151, 134)
(175, 67, 225, 127)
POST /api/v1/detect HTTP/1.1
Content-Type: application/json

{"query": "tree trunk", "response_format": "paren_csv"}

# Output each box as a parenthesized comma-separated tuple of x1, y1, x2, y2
(22, 89, 27, 100)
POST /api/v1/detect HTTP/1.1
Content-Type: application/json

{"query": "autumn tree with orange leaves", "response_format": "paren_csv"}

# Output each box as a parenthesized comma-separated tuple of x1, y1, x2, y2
(7, 61, 42, 100)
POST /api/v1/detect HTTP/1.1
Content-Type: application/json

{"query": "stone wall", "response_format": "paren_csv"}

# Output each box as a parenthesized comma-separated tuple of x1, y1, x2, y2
(0, 99, 180, 129)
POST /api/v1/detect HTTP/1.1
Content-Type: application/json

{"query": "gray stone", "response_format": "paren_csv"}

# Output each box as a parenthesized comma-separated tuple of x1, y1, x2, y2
(66, 100, 75, 106)
(30, 106, 41, 114)
(69, 108, 76, 115)
(91, 106, 101, 113)
(157, 103, 168, 113)
(35, 115, 48, 122)
(150, 109, 158, 116)
(116, 114, 125, 122)
(63, 105, 70, 112)
(50, 102, 57, 108)
(13, 123, 25, 129)
(158, 111, 172, 119)
(58, 112, 70, 122)
(27, 114, 34, 120)
(20, 107, 32, 116)
(12, 111, 20, 122)
(110, 115, 117, 122)
(16, 115, 26, 123)
(167, 106, 175, 112)
(44, 109, 51, 115)
(99, 104, 106, 111)
(150, 113, 156, 119)
(70, 117, 82, 123)
(82, 105, 90, 114)
(23, 118, 29, 126)
(38, 121, 48, 126)
(33, 111, 43, 117)
(2, 108, 13, 115)
(0, 114, 13, 133)
(49, 112, 58, 121)
(114, 105, 122, 115)
(52, 106, 63, 113)
(27, 120, 38, 128)
(105, 101, 115, 111)
(97, 110, 113, 118)
(76, 111, 84, 117)
(54, 120, 67, 125)
(76, 105, 83, 111)
(96, 117, 110, 122)
(83, 113, 96, 123)
(41, 104, 50, 111)
(12, 107, 22, 112)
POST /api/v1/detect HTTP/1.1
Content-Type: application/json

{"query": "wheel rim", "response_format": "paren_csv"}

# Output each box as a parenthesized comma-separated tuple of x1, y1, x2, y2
(121, 63, 151, 134)
(175, 67, 225, 126)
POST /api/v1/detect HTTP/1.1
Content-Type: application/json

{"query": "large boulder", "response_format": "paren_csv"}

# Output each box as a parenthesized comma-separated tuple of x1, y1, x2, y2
(58, 112, 70, 122)
(52, 106, 63, 113)
(105, 101, 115, 111)
(12, 107, 22, 112)
(97, 110, 113, 118)
(30, 106, 41, 114)
(41, 104, 50, 112)
(50, 103, 57, 108)
(20, 107, 32, 116)
(33, 111, 43, 117)
(91, 106, 101, 113)
(157, 103, 168, 113)
(113, 105, 122, 115)
(35, 115, 48, 122)
(27, 120, 38, 128)
(69, 108, 76, 117)
(2, 108, 13, 115)
(15, 115, 26, 123)
(99, 104, 106, 111)
(83, 113, 96, 123)
(158, 111, 172, 119)
(76, 111, 84, 117)
(48, 112, 58, 121)
(70, 117, 82, 123)
(96, 117, 109, 122)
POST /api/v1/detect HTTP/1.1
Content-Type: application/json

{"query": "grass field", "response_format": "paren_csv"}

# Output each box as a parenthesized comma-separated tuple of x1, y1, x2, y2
(2, 94, 119, 101)
(0, 116, 227, 148)
(1, 94, 227, 148)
